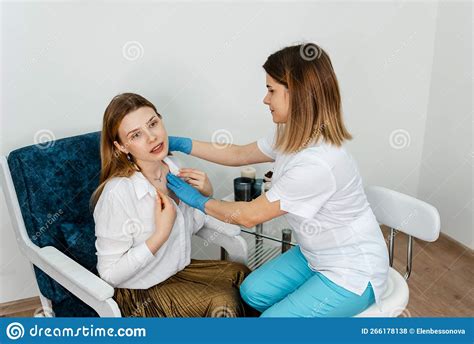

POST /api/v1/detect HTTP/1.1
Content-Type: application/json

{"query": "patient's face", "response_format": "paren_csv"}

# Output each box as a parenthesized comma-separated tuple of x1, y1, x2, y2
(114, 106, 169, 164)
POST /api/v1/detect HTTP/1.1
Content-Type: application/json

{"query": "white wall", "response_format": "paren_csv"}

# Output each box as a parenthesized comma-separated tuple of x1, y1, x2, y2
(417, 1, 473, 249)
(0, 1, 470, 304)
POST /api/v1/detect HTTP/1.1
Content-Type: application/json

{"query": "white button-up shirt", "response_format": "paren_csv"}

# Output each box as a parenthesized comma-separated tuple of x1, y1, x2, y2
(93, 164, 206, 289)
(258, 131, 389, 307)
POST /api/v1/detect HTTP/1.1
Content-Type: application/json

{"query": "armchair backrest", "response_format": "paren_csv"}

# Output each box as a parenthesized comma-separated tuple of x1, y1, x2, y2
(6, 132, 101, 304)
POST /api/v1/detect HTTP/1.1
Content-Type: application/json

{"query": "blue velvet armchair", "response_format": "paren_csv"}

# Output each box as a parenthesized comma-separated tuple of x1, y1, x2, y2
(0, 132, 247, 317)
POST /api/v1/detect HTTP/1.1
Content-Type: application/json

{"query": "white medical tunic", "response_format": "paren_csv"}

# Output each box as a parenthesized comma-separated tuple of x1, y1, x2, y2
(258, 131, 389, 307)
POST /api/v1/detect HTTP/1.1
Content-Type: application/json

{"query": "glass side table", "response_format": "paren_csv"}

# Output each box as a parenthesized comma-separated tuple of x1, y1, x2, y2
(221, 194, 297, 270)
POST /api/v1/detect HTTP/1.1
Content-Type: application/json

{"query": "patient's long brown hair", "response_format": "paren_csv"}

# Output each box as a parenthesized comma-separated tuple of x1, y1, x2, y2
(263, 43, 352, 153)
(90, 93, 161, 209)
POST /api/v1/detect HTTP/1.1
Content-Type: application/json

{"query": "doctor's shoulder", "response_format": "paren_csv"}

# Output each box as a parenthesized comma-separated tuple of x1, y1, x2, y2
(293, 140, 351, 169)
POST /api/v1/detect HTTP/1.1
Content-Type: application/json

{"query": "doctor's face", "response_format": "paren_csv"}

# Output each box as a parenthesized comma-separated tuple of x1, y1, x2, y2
(263, 73, 289, 123)
(114, 106, 169, 164)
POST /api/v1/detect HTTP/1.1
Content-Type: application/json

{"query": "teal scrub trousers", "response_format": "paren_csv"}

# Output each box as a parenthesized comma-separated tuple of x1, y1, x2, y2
(239, 246, 375, 317)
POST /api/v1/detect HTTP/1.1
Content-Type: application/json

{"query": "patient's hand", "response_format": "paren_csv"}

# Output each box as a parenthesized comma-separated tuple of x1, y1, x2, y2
(177, 168, 213, 197)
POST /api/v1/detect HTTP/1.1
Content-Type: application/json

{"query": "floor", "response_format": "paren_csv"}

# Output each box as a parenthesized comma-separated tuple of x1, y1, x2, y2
(1, 226, 473, 317)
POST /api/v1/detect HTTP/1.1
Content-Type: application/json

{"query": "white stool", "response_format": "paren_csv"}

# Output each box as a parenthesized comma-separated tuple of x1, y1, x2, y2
(355, 186, 440, 317)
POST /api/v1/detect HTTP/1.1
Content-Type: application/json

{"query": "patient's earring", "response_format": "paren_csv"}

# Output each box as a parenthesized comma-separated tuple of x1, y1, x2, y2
(126, 153, 141, 172)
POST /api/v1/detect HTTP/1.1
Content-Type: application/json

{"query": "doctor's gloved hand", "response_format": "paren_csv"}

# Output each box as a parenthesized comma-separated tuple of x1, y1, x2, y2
(168, 136, 192, 154)
(166, 173, 210, 213)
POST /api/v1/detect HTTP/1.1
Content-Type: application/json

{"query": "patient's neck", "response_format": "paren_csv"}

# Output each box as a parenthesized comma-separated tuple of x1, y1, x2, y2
(139, 160, 169, 192)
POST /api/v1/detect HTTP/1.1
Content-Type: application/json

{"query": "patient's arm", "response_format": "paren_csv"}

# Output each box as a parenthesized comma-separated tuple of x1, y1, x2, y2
(190, 141, 274, 167)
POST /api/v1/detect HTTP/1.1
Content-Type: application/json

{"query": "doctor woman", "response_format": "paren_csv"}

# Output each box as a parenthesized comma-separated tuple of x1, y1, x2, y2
(166, 43, 389, 317)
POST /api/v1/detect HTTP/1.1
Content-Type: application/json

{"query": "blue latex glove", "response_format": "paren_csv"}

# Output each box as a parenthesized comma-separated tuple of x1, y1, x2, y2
(168, 136, 192, 154)
(167, 173, 210, 213)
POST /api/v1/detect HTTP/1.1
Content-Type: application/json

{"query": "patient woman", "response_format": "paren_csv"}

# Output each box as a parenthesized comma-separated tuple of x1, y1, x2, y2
(90, 93, 252, 317)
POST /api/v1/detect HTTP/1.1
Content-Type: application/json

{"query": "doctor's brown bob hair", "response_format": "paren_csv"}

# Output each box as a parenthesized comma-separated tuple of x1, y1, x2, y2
(263, 43, 352, 153)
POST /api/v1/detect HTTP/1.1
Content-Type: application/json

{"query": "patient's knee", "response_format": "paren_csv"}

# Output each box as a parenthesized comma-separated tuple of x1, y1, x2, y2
(221, 261, 251, 287)
(208, 290, 242, 317)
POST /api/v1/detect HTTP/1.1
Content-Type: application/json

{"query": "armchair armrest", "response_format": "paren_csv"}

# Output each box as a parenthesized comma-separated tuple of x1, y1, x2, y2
(195, 228, 248, 265)
(202, 214, 241, 237)
(33, 246, 121, 317)
(194, 214, 247, 264)
(38, 246, 113, 301)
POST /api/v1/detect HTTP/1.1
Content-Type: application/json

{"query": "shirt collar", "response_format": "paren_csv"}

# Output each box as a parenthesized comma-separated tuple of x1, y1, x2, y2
(130, 172, 157, 200)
